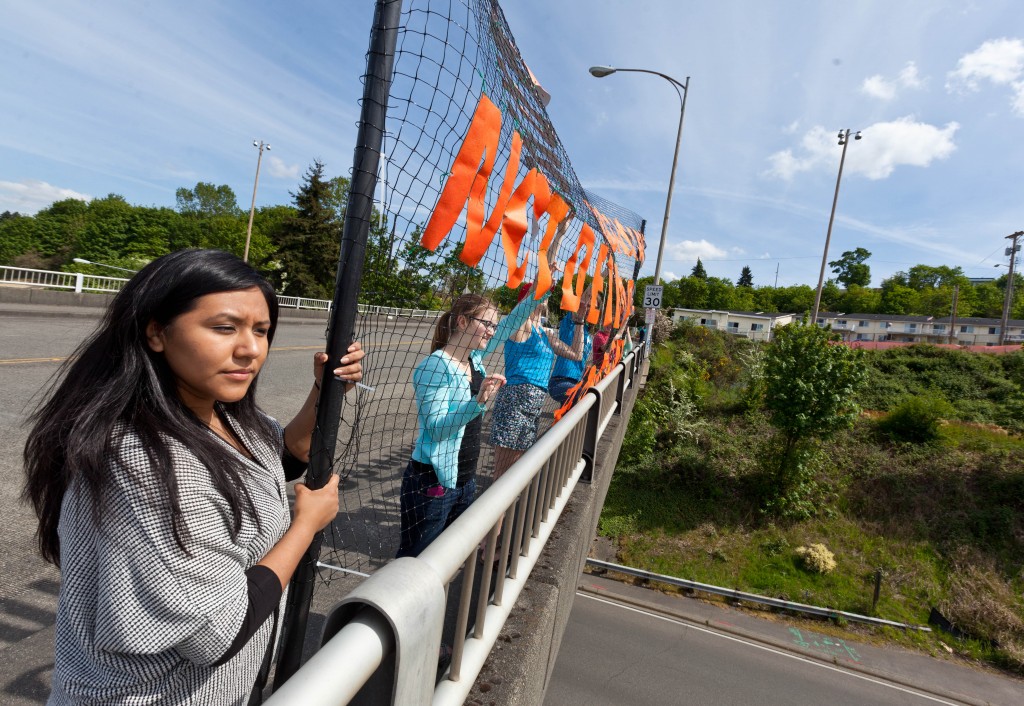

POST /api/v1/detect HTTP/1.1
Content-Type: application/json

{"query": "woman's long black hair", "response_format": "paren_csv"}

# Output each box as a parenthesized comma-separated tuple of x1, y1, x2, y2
(23, 249, 280, 565)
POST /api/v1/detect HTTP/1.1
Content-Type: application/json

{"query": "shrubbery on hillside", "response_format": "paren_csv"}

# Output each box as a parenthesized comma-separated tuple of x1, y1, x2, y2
(606, 327, 1024, 673)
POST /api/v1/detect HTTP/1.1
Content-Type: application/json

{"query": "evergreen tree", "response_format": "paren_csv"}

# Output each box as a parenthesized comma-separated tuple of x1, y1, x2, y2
(271, 161, 341, 298)
(738, 266, 753, 287)
(691, 258, 707, 279)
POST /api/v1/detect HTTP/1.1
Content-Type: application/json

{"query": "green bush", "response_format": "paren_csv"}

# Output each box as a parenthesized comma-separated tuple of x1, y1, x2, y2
(878, 394, 954, 442)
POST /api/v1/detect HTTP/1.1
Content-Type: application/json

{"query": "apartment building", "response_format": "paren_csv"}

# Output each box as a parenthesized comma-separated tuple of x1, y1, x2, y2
(668, 308, 797, 342)
(816, 312, 1024, 346)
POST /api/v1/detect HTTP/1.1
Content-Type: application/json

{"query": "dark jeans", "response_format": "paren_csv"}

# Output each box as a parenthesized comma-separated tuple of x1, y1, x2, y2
(548, 376, 579, 405)
(396, 460, 476, 558)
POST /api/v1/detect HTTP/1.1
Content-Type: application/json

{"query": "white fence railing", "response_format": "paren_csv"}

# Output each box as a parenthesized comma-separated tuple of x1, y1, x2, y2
(267, 346, 645, 705)
(0, 266, 442, 319)
(0, 265, 129, 294)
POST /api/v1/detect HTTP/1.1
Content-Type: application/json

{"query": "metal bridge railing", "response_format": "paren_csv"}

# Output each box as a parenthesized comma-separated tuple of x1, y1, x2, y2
(267, 345, 645, 706)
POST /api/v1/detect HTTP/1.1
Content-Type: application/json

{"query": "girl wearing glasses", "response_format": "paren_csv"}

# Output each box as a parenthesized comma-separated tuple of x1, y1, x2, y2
(396, 287, 542, 558)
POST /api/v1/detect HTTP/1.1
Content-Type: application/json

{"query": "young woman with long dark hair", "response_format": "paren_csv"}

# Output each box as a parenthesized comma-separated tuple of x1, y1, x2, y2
(23, 249, 364, 705)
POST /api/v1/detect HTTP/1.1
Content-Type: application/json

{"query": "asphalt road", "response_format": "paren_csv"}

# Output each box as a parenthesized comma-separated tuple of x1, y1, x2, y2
(0, 311, 440, 701)
(547, 591, 990, 706)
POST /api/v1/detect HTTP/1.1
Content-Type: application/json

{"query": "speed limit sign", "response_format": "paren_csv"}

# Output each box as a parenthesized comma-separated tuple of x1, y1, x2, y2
(643, 285, 663, 308)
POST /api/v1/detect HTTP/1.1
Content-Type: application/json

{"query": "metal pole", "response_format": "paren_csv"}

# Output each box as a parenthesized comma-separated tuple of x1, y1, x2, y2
(811, 130, 851, 324)
(244, 141, 267, 263)
(589, 67, 687, 287)
(654, 76, 688, 286)
(998, 231, 1022, 346)
(273, 0, 403, 687)
(949, 284, 958, 345)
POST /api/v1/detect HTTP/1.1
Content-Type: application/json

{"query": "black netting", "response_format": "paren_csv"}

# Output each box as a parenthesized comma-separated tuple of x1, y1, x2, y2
(318, 0, 646, 579)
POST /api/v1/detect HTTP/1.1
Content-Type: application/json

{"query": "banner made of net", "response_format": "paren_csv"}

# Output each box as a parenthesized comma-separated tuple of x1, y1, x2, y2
(323, 0, 645, 578)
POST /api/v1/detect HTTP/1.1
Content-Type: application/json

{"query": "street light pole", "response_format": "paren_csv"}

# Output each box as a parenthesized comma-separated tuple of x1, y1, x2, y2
(71, 257, 137, 274)
(244, 139, 270, 263)
(998, 230, 1022, 345)
(589, 66, 689, 286)
(811, 129, 861, 325)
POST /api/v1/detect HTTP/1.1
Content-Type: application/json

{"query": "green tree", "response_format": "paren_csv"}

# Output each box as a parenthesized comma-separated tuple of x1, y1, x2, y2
(76, 195, 135, 262)
(879, 277, 917, 315)
(674, 276, 709, 309)
(731, 285, 756, 311)
(270, 161, 341, 298)
(691, 258, 707, 279)
(761, 321, 867, 517)
(175, 182, 240, 217)
(770, 285, 815, 315)
(971, 282, 1005, 318)
(705, 277, 735, 309)
(837, 284, 881, 314)
(828, 247, 871, 288)
(0, 212, 42, 265)
(905, 264, 965, 291)
(738, 266, 753, 288)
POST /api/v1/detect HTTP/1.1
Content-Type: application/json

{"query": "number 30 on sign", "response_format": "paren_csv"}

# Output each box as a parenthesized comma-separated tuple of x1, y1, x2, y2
(643, 285, 663, 308)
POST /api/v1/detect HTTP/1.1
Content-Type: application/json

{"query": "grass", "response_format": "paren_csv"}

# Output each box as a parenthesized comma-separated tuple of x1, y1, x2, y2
(602, 334, 1024, 675)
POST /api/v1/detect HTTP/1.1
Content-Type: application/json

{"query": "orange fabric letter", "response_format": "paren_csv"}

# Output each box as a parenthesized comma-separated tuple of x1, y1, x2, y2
(586, 244, 609, 325)
(534, 193, 569, 299)
(420, 95, 502, 252)
(501, 170, 550, 289)
(560, 223, 594, 313)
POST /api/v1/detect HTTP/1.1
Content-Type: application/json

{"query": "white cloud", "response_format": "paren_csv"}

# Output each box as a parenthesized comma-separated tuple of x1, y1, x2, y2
(666, 238, 727, 262)
(0, 179, 91, 214)
(765, 117, 958, 181)
(861, 62, 924, 101)
(267, 156, 300, 179)
(947, 37, 1024, 115)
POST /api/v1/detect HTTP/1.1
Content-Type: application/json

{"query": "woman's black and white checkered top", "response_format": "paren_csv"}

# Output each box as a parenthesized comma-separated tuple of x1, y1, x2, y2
(49, 410, 291, 705)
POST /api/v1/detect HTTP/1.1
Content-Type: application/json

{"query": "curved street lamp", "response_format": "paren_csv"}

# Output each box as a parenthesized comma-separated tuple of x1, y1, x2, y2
(244, 139, 270, 263)
(589, 66, 689, 286)
(811, 128, 862, 324)
(71, 257, 137, 274)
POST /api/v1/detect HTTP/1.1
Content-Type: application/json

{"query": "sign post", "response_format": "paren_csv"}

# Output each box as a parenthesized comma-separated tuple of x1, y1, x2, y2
(643, 285, 663, 342)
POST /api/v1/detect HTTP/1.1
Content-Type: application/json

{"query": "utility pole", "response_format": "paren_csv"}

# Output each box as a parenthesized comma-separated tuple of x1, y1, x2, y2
(949, 284, 958, 345)
(998, 230, 1022, 345)
(812, 129, 862, 324)
(774, 262, 779, 288)
(243, 140, 270, 263)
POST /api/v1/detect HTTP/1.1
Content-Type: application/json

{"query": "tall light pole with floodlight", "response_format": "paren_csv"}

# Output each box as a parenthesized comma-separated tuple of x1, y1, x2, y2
(811, 128, 862, 325)
(244, 140, 270, 263)
(589, 65, 689, 287)
(997, 230, 1022, 345)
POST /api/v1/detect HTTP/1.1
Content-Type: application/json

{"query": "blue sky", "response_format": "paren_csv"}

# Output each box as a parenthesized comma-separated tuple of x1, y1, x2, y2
(3, 0, 1023, 288)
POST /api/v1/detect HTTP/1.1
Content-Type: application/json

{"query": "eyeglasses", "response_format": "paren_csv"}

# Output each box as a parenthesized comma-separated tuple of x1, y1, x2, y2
(468, 316, 498, 332)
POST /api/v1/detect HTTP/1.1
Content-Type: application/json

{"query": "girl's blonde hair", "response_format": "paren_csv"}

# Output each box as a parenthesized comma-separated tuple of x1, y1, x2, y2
(431, 293, 496, 351)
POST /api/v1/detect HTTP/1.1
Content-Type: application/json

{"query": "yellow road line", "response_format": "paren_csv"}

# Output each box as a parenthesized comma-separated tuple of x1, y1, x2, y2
(0, 357, 67, 365)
